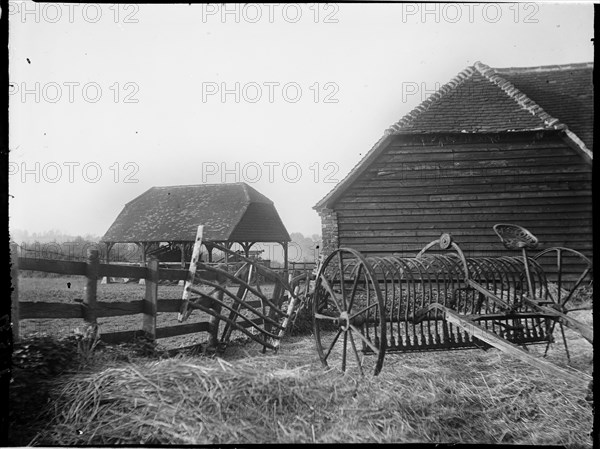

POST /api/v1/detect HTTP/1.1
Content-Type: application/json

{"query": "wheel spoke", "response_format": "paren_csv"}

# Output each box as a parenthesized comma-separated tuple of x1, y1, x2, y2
(347, 263, 363, 313)
(324, 329, 342, 360)
(349, 324, 379, 354)
(320, 275, 343, 313)
(348, 329, 364, 376)
(315, 312, 338, 321)
(342, 331, 348, 371)
(350, 302, 379, 321)
(556, 249, 563, 304)
(559, 323, 571, 363)
(560, 267, 590, 308)
(338, 252, 346, 309)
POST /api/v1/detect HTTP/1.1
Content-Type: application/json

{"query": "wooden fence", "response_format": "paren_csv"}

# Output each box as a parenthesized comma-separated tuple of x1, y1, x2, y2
(10, 243, 219, 345)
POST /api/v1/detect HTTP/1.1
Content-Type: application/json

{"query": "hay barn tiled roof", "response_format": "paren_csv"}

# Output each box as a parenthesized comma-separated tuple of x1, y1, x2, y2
(102, 183, 290, 243)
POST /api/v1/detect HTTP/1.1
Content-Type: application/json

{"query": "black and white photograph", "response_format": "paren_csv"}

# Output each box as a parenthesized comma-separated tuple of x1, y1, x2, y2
(7, 1, 594, 445)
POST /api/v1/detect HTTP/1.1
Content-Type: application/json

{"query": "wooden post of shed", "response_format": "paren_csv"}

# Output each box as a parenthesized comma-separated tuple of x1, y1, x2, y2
(142, 256, 159, 341)
(282, 241, 289, 281)
(10, 243, 19, 344)
(180, 242, 186, 269)
(178, 243, 187, 286)
(83, 249, 100, 327)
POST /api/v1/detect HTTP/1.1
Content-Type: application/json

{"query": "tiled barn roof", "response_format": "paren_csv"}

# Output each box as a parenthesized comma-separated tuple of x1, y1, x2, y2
(315, 61, 593, 210)
(386, 61, 592, 149)
(102, 183, 290, 243)
(494, 62, 593, 151)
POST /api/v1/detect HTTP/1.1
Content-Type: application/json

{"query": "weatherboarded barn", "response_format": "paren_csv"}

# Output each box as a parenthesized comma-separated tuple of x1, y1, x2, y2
(314, 61, 593, 272)
(102, 182, 291, 266)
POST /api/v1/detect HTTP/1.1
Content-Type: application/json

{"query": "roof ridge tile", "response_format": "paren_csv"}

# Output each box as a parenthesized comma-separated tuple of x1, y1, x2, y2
(474, 62, 568, 131)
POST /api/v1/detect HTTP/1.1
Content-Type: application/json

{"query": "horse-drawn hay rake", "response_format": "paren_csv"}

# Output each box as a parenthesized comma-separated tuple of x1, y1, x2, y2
(311, 224, 593, 382)
(178, 224, 592, 384)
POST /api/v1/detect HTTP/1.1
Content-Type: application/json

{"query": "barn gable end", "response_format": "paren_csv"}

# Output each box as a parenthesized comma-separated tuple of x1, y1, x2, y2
(315, 61, 593, 266)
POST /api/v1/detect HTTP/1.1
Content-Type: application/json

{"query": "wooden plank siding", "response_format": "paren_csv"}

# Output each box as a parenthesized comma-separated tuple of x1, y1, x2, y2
(332, 133, 592, 276)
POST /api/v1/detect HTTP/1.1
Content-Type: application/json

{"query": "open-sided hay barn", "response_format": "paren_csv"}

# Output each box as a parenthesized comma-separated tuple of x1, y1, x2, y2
(314, 61, 593, 268)
(102, 182, 291, 267)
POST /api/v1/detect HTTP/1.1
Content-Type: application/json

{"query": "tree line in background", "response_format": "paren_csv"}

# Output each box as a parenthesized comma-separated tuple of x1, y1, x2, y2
(10, 228, 322, 266)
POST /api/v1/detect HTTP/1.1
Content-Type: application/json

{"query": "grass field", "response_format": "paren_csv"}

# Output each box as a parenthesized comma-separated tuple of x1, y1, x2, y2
(10, 275, 594, 445)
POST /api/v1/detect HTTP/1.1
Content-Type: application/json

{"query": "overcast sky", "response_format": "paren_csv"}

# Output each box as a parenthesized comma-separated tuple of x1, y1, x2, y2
(8, 2, 594, 240)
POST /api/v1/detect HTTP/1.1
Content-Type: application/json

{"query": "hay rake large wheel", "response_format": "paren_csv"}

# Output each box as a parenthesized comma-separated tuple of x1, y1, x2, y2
(533, 247, 592, 311)
(532, 247, 593, 361)
(313, 248, 386, 376)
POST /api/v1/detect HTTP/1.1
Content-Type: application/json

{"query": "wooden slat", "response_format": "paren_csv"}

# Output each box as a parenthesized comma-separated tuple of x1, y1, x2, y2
(158, 268, 190, 281)
(100, 329, 138, 344)
(20, 300, 149, 319)
(336, 193, 592, 210)
(20, 302, 83, 319)
(354, 171, 591, 188)
(157, 299, 184, 313)
(338, 212, 592, 223)
(98, 264, 147, 279)
(337, 199, 593, 211)
(236, 318, 265, 329)
(155, 322, 210, 339)
(352, 173, 592, 188)
(18, 257, 87, 275)
(338, 222, 593, 232)
(20, 300, 189, 320)
(244, 300, 264, 309)
(97, 300, 144, 317)
(337, 202, 592, 216)
(337, 186, 592, 201)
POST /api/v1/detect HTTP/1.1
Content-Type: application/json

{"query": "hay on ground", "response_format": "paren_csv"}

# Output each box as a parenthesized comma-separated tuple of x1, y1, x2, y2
(32, 335, 593, 446)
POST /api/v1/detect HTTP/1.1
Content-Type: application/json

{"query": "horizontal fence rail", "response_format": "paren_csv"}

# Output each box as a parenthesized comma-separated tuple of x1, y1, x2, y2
(9, 244, 222, 346)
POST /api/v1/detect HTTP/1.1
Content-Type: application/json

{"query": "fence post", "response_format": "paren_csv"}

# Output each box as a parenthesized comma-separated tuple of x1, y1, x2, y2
(83, 249, 99, 326)
(10, 243, 19, 344)
(143, 256, 159, 341)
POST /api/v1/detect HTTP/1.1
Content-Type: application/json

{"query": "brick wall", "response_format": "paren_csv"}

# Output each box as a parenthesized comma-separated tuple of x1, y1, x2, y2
(318, 208, 339, 258)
